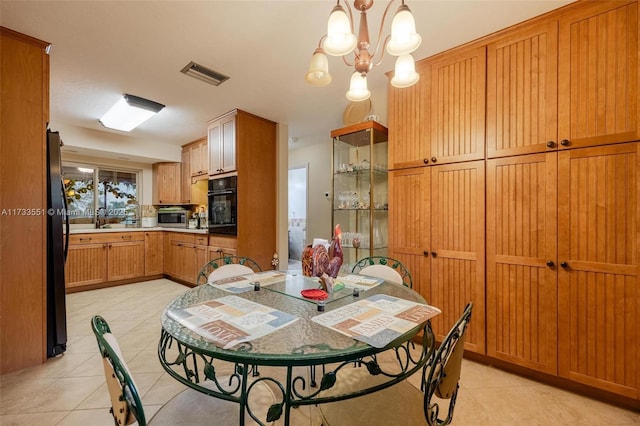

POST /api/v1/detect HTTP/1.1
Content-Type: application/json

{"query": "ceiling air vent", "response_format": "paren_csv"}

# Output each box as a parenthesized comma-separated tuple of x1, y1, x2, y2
(180, 61, 230, 86)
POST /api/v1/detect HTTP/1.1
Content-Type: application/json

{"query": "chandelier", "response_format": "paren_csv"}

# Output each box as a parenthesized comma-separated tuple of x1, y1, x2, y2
(306, 0, 421, 102)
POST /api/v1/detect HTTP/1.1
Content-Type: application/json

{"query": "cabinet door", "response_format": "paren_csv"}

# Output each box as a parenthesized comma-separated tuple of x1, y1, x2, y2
(487, 21, 558, 158)
(144, 232, 164, 276)
(181, 150, 191, 204)
(154, 162, 181, 204)
(486, 153, 558, 374)
(190, 140, 207, 176)
(208, 120, 222, 174)
(195, 244, 208, 281)
(558, 1, 639, 149)
(388, 62, 430, 170)
(558, 142, 639, 399)
(220, 113, 237, 173)
(429, 160, 485, 353)
(388, 167, 430, 299)
(107, 241, 144, 281)
(208, 246, 238, 261)
(65, 243, 107, 288)
(430, 46, 486, 164)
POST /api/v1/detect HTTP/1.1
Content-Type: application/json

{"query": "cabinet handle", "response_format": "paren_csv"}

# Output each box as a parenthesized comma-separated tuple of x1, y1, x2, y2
(546, 141, 556, 148)
(79, 237, 92, 242)
(546, 260, 555, 267)
(423, 250, 429, 257)
(431, 157, 437, 163)
(560, 261, 569, 268)
(431, 252, 437, 258)
(560, 139, 570, 146)
(107, 243, 112, 249)
(121, 235, 132, 240)
(423, 158, 429, 165)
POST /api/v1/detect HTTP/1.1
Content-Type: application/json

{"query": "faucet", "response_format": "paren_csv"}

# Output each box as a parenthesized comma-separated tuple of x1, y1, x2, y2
(96, 207, 107, 229)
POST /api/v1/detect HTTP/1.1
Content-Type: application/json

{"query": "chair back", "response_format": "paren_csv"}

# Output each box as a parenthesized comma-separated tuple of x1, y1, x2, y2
(352, 256, 413, 288)
(422, 303, 473, 426)
(91, 315, 147, 426)
(196, 256, 262, 285)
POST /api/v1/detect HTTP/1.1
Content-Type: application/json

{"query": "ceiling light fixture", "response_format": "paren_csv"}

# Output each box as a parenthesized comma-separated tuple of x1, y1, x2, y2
(306, 0, 421, 101)
(99, 94, 165, 132)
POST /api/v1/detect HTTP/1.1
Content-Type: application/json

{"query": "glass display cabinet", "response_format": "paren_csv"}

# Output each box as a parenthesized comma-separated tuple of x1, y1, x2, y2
(331, 121, 388, 273)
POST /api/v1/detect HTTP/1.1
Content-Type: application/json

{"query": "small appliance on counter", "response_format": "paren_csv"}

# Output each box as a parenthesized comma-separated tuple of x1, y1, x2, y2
(157, 207, 189, 228)
(141, 217, 157, 228)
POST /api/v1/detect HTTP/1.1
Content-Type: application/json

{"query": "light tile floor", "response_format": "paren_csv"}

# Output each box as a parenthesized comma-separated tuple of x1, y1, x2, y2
(0, 279, 638, 425)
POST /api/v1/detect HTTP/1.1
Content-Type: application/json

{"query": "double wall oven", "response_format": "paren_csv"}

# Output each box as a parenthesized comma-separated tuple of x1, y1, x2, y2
(208, 175, 237, 236)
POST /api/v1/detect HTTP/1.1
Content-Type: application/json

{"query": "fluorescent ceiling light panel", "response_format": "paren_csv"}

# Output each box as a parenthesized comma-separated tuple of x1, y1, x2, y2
(99, 94, 165, 132)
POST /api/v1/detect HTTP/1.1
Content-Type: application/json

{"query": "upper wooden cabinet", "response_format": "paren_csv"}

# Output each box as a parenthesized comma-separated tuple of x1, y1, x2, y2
(558, 0, 639, 149)
(429, 45, 486, 165)
(209, 112, 237, 175)
(186, 137, 207, 177)
(152, 162, 182, 205)
(388, 62, 429, 170)
(486, 21, 559, 158)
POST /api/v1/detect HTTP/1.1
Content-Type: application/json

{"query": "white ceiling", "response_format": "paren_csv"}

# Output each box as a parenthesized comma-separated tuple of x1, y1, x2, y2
(1, 0, 575, 157)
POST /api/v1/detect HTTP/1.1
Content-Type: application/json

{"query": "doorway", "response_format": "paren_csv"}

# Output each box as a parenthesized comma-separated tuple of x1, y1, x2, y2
(288, 165, 308, 262)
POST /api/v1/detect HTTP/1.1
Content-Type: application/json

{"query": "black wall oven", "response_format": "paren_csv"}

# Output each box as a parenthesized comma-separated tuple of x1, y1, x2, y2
(208, 175, 237, 236)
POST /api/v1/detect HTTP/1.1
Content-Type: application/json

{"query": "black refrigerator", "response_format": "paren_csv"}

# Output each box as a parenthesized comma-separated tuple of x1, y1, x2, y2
(46, 129, 69, 357)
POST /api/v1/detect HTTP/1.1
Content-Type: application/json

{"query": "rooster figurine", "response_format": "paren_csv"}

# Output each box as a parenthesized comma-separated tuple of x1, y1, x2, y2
(301, 224, 343, 278)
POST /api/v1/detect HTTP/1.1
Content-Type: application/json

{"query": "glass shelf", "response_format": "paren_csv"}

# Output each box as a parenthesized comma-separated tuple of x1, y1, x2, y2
(331, 121, 388, 274)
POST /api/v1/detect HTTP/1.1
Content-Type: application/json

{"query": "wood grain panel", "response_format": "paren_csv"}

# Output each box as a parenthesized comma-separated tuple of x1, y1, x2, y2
(559, 1, 639, 148)
(388, 62, 429, 170)
(388, 167, 430, 299)
(430, 161, 485, 353)
(558, 142, 639, 398)
(0, 28, 50, 373)
(487, 21, 558, 157)
(486, 153, 558, 374)
(107, 241, 144, 281)
(430, 46, 486, 164)
(144, 232, 164, 276)
(65, 244, 107, 287)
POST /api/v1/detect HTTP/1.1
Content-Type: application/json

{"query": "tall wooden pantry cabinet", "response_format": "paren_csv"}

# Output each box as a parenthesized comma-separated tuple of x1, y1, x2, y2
(0, 27, 50, 373)
(388, 0, 639, 403)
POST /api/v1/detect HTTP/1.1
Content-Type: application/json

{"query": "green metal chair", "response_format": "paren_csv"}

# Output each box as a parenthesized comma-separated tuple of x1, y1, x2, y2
(92, 315, 271, 426)
(320, 303, 473, 426)
(352, 256, 413, 288)
(196, 255, 262, 286)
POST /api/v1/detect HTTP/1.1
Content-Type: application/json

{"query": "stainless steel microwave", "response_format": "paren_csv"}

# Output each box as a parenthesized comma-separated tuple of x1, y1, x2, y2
(157, 209, 189, 228)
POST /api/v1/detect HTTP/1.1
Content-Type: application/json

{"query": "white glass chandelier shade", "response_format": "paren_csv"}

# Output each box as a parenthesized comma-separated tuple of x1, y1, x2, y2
(386, 5, 422, 56)
(391, 54, 420, 88)
(305, 48, 332, 87)
(323, 5, 357, 56)
(99, 94, 164, 132)
(346, 72, 371, 102)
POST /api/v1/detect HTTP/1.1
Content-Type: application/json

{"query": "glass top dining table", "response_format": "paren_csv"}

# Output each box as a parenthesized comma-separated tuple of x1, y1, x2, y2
(158, 272, 437, 426)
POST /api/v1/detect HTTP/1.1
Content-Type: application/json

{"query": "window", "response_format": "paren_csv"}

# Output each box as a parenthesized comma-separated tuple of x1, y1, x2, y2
(63, 164, 139, 225)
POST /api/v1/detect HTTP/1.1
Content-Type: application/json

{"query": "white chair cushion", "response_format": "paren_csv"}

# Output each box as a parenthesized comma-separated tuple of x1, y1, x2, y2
(207, 264, 254, 282)
(358, 264, 403, 285)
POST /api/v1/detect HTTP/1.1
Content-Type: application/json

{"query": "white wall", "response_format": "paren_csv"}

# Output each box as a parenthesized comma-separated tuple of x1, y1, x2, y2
(289, 140, 332, 243)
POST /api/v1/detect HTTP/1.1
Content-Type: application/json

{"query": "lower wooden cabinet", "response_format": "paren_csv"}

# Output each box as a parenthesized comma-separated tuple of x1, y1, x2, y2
(65, 232, 144, 288)
(144, 232, 164, 276)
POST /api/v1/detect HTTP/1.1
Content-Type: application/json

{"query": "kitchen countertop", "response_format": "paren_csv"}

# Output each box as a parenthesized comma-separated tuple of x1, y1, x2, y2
(68, 227, 209, 235)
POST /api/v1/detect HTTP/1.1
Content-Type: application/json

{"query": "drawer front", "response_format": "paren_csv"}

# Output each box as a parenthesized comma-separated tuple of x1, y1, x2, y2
(69, 232, 144, 245)
(167, 232, 195, 244)
(195, 235, 208, 246)
(209, 236, 237, 249)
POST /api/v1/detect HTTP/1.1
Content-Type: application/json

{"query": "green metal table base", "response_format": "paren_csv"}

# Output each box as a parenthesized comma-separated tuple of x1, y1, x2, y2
(158, 325, 435, 426)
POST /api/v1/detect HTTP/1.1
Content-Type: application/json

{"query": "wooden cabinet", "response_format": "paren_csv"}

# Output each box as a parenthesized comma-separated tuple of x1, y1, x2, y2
(486, 21, 559, 158)
(189, 138, 208, 177)
(429, 45, 486, 165)
(65, 233, 145, 288)
(0, 27, 50, 373)
(388, 161, 485, 354)
(207, 109, 276, 269)
(152, 162, 182, 205)
(208, 112, 237, 175)
(164, 232, 212, 285)
(208, 236, 238, 261)
(557, 142, 639, 399)
(486, 153, 558, 374)
(181, 149, 191, 204)
(387, 61, 430, 170)
(144, 231, 164, 276)
(558, 1, 639, 150)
